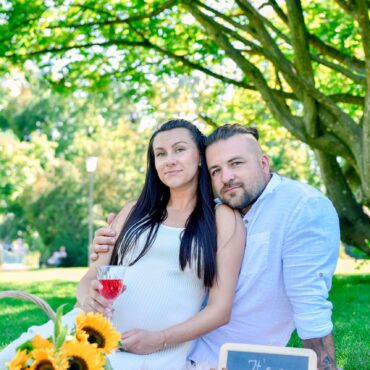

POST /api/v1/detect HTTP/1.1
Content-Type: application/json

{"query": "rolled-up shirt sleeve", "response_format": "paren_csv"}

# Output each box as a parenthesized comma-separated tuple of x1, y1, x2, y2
(282, 195, 340, 339)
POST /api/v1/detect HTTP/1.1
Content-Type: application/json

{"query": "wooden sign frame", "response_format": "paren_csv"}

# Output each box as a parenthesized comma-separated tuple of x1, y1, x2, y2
(218, 343, 317, 370)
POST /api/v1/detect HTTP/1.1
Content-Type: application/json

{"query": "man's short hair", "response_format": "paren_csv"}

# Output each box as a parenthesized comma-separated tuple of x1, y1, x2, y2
(206, 124, 259, 147)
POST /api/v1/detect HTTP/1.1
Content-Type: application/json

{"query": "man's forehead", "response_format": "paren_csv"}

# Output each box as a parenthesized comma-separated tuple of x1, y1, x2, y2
(206, 134, 258, 159)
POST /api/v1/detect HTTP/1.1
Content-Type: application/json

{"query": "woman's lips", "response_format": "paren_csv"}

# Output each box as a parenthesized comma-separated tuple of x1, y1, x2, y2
(164, 170, 182, 175)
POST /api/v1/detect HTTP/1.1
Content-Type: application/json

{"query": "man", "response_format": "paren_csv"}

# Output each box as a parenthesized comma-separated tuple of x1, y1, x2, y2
(92, 124, 340, 370)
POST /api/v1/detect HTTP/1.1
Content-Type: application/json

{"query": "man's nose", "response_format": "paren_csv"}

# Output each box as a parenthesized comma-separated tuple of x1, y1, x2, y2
(221, 168, 235, 184)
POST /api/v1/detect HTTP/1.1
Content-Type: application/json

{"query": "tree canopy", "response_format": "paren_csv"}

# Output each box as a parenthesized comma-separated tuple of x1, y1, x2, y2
(1, 0, 369, 254)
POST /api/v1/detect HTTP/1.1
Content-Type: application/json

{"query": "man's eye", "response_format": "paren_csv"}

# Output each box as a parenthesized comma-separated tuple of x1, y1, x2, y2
(211, 169, 220, 176)
(231, 161, 242, 166)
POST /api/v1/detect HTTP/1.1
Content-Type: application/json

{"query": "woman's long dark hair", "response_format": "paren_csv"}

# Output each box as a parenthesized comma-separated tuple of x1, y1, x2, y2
(110, 119, 217, 287)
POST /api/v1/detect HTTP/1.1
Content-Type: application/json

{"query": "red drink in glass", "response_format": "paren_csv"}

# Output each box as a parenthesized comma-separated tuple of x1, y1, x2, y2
(96, 265, 127, 320)
(99, 279, 124, 300)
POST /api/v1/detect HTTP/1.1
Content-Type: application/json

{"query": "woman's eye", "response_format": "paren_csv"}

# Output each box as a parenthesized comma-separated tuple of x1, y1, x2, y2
(156, 152, 165, 157)
(175, 147, 185, 153)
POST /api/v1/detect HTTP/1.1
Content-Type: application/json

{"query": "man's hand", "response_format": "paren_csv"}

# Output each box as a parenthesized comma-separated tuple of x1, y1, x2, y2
(303, 333, 337, 370)
(90, 213, 117, 262)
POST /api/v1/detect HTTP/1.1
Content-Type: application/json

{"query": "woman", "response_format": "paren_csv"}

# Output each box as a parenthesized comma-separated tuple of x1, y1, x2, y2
(0, 119, 245, 370)
(78, 119, 245, 369)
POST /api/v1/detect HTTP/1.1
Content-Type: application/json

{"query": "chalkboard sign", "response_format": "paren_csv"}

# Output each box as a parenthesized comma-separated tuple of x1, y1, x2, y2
(218, 343, 317, 370)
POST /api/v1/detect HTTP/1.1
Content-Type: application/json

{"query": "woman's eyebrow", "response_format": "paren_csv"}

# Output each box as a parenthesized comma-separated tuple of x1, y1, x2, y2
(154, 140, 188, 150)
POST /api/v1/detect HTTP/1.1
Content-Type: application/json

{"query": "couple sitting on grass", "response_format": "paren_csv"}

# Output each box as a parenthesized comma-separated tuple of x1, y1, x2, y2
(1, 120, 340, 370)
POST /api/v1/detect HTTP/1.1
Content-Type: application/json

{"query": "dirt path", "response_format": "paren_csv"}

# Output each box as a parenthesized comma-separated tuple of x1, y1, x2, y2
(0, 267, 87, 282)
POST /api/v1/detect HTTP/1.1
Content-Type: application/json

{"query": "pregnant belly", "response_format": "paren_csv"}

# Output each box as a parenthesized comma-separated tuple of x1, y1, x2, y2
(111, 269, 205, 332)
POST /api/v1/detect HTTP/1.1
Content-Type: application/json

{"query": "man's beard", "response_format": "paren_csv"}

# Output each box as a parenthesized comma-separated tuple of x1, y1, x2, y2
(219, 181, 266, 210)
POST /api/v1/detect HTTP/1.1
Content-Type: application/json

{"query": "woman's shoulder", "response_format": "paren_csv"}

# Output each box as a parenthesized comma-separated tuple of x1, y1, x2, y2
(215, 203, 241, 219)
(215, 204, 244, 235)
(111, 200, 137, 231)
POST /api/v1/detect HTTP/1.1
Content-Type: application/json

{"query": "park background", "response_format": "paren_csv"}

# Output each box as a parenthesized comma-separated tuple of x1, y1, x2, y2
(0, 1, 369, 369)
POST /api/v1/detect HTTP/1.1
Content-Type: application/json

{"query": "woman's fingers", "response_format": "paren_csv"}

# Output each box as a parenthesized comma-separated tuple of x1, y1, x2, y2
(85, 280, 113, 315)
(121, 329, 138, 341)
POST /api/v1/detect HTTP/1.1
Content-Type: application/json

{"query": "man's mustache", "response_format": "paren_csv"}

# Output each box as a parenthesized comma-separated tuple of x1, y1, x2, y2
(221, 181, 243, 194)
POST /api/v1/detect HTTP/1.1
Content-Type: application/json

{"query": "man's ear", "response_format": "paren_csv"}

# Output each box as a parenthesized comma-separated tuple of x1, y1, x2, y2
(261, 154, 270, 175)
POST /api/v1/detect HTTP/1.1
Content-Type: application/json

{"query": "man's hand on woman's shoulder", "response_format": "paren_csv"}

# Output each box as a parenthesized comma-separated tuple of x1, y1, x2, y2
(90, 213, 117, 262)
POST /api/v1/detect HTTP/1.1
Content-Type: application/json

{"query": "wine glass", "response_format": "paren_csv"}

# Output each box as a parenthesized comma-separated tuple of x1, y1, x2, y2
(96, 265, 126, 319)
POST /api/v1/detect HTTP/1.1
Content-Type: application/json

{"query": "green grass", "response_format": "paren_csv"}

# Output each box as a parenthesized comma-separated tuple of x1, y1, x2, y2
(288, 274, 370, 370)
(1, 275, 369, 369)
(0, 280, 77, 349)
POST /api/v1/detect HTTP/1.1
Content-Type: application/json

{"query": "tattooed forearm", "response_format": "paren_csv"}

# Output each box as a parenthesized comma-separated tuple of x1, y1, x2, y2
(303, 333, 337, 370)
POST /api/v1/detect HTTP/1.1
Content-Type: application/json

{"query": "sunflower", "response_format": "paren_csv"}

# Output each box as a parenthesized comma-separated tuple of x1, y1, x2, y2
(7, 349, 28, 370)
(75, 311, 120, 354)
(29, 348, 63, 370)
(61, 341, 105, 370)
(32, 335, 54, 351)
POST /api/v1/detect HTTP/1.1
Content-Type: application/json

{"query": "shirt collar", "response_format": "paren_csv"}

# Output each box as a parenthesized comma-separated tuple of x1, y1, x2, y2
(243, 172, 281, 224)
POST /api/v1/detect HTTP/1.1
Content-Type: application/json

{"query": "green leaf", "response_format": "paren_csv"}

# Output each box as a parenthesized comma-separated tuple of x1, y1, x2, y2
(53, 304, 68, 351)
(104, 357, 114, 370)
(16, 339, 34, 353)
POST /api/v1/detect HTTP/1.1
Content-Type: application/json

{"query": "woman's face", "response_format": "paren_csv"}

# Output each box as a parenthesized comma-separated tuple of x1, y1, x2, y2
(152, 128, 201, 190)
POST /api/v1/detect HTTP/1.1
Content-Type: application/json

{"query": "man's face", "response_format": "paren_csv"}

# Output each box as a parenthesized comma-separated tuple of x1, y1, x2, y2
(206, 134, 271, 212)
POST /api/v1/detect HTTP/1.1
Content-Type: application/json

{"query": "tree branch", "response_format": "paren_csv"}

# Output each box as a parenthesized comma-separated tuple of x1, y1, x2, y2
(286, 0, 318, 137)
(198, 113, 218, 128)
(192, 0, 257, 37)
(267, 0, 288, 23)
(333, 0, 356, 17)
(308, 33, 365, 74)
(185, 0, 362, 159)
(184, 0, 307, 142)
(5, 35, 263, 93)
(264, 0, 365, 74)
(329, 93, 364, 105)
(235, 0, 361, 150)
(193, 0, 365, 85)
(48, 0, 177, 30)
(311, 54, 365, 84)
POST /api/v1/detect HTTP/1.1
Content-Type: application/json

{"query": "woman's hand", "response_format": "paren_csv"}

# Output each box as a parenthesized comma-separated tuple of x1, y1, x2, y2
(120, 329, 166, 354)
(80, 279, 113, 316)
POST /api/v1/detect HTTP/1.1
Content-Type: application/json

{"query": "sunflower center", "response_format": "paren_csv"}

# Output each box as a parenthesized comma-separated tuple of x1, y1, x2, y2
(68, 356, 88, 370)
(84, 326, 105, 348)
(35, 360, 55, 370)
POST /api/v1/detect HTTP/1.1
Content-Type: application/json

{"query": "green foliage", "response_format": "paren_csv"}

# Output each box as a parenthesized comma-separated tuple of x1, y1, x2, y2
(0, 66, 322, 264)
(3, 0, 369, 253)
(0, 69, 150, 265)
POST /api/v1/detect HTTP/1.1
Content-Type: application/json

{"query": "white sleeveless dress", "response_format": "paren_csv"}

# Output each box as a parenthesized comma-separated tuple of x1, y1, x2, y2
(0, 224, 207, 370)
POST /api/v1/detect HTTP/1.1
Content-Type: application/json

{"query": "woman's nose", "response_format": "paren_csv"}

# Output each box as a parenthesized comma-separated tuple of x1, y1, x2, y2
(164, 153, 176, 166)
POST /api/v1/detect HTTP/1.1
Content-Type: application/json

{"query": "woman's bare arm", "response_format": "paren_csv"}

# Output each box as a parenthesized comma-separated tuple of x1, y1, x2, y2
(75, 202, 136, 312)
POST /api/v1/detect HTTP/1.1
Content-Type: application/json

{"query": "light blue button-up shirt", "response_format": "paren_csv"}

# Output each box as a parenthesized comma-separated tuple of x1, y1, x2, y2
(188, 173, 340, 366)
